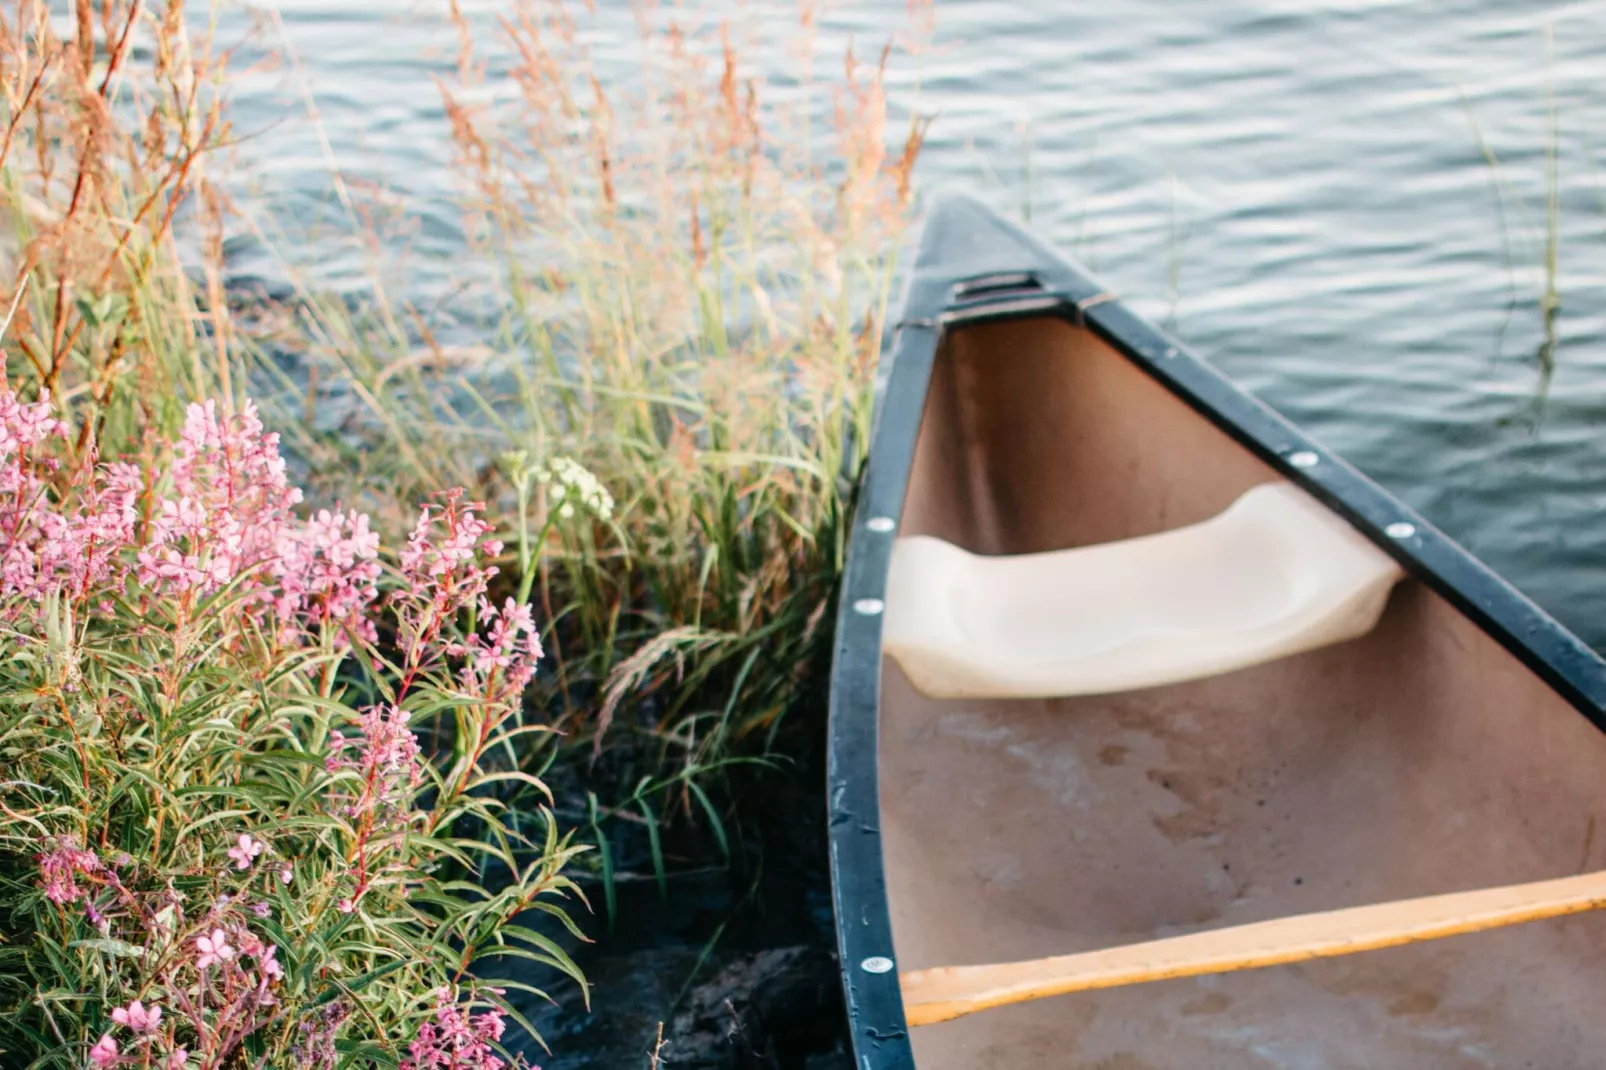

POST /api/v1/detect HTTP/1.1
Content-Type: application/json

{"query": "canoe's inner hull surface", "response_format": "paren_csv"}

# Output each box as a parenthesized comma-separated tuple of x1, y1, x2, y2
(882, 316, 1606, 1068)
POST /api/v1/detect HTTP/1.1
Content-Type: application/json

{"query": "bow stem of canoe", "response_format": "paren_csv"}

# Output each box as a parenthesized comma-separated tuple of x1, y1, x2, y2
(899, 868, 1606, 1026)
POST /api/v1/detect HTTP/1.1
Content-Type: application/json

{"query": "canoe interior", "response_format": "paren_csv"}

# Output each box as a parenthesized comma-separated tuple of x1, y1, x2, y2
(882, 315, 1606, 1068)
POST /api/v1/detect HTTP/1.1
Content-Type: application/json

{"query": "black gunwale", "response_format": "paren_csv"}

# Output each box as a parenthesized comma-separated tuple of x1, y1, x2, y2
(825, 195, 1606, 1069)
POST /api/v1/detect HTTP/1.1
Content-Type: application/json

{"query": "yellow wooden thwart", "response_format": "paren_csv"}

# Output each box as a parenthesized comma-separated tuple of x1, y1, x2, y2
(900, 869, 1606, 1026)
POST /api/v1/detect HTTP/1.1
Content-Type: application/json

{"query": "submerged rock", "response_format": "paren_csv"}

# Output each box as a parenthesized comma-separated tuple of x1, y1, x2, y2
(660, 947, 848, 1070)
(509, 946, 701, 1069)
(508, 942, 851, 1070)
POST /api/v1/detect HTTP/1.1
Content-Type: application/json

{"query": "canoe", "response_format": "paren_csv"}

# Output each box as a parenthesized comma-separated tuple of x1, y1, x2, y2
(826, 195, 1606, 1068)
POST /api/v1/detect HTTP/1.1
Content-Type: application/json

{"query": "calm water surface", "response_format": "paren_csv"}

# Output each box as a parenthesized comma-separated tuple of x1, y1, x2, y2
(233, 0, 1606, 643)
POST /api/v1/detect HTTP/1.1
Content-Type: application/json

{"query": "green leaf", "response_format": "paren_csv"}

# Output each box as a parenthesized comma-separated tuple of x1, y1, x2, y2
(637, 794, 667, 899)
(310, 957, 411, 1007)
(65, 939, 149, 963)
(587, 792, 616, 932)
(688, 779, 729, 862)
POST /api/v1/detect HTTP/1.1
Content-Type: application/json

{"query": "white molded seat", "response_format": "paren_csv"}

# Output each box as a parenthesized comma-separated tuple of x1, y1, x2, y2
(883, 482, 1405, 699)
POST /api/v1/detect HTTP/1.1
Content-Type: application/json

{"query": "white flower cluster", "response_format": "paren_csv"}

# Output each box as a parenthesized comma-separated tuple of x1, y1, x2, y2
(535, 455, 614, 521)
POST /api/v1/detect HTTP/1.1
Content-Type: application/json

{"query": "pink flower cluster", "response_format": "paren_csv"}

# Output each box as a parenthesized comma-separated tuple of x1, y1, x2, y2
(400, 989, 513, 1070)
(136, 401, 381, 642)
(452, 597, 543, 700)
(135, 400, 299, 593)
(276, 507, 382, 642)
(393, 490, 549, 703)
(326, 703, 422, 782)
(37, 838, 102, 905)
(390, 490, 505, 674)
(175, 921, 283, 1060)
(0, 386, 382, 641)
(398, 492, 501, 589)
(233, 927, 285, 981)
(322, 491, 546, 916)
(111, 1000, 162, 1032)
(325, 701, 426, 914)
(0, 385, 138, 601)
(6, 391, 564, 1068)
(48, 856, 285, 1068)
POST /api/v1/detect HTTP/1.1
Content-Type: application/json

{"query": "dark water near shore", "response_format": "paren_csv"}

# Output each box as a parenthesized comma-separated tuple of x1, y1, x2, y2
(226, 0, 1606, 1063)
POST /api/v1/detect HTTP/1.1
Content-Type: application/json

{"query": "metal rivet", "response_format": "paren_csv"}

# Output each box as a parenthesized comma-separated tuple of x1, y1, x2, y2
(1288, 450, 1319, 469)
(866, 516, 896, 533)
(853, 598, 885, 616)
(1385, 522, 1416, 539)
(861, 956, 895, 974)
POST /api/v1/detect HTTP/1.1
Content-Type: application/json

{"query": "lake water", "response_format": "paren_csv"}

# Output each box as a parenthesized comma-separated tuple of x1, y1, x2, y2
(230, 0, 1606, 647)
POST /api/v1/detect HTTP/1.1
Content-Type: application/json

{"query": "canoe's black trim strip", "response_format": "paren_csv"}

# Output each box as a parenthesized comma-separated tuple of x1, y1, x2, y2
(826, 195, 1606, 1070)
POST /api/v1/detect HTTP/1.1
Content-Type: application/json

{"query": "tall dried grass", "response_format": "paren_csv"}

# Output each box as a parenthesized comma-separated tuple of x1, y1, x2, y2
(0, 0, 234, 456)
(267, 0, 931, 827)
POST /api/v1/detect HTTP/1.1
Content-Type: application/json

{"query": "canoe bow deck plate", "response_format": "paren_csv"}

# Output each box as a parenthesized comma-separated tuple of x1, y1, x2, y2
(827, 195, 1606, 1069)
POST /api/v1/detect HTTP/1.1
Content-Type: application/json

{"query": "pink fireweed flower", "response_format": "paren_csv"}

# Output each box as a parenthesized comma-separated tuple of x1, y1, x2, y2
(172, 401, 299, 516)
(236, 929, 265, 958)
(324, 700, 427, 913)
(451, 597, 543, 698)
(137, 401, 303, 598)
(398, 493, 498, 583)
(0, 384, 65, 454)
(251, 900, 272, 918)
(394, 491, 502, 657)
(226, 834, 264, 870)
(326, 704, 423, 794)
(110, 1000, 161, 1033)
(129, 399, 383, 643)
(363, 704, 421, 781)
(194, 928, 235, 970)
(31, 458, 142, 600)
(36, 840, 100, 905)
(278, 862, 293, 885)
(0, 384, 68, 604)
(399, 988, 510, 1070)
(323, 734, 346, 774)
(88, 1034, 119, 1067)
(234, 925, 285, 976)
(165, 1049, 188, 1070)
(273, 507, 382, 643)
(235, 927, 286, 980)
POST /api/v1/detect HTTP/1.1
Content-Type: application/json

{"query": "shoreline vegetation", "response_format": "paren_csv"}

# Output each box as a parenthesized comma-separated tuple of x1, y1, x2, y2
(0, 0, 930, 1067)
